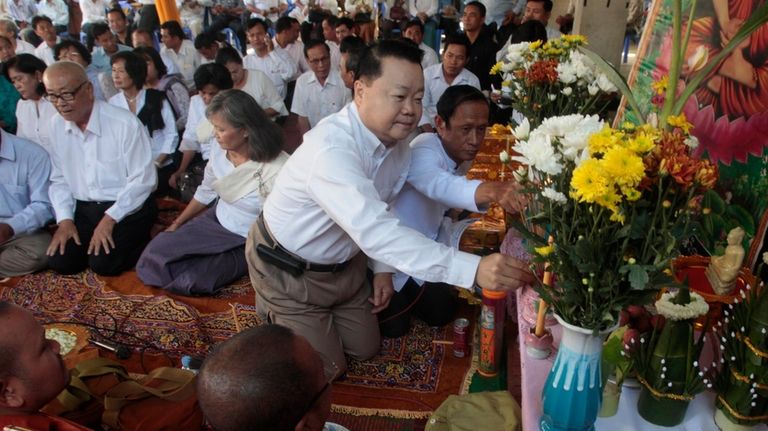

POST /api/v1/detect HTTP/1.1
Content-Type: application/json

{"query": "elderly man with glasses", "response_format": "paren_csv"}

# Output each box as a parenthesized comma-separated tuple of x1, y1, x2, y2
(42, 61, 157, 276)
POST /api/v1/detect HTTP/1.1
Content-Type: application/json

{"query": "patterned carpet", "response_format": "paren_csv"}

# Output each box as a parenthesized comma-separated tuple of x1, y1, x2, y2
(0, 268, 478, 423)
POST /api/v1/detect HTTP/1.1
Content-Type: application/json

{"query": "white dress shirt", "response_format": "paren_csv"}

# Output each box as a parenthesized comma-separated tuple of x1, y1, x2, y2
(409, 0, 436, 17)
(15, 39, 36, 55)
(108, 89, 179, 166)
(291, 69, 351, 128)
(245, 0, 284, 21)
(328, 41, 341, 71)
(79, 0, 107, 24)
(239, 68, 288, 116)
(193, 144, 287, 237)
(420, 42, 438, 69)
(420, 64, 481, 127)
(242, 47, 296, 99)
(390, 133, 482, 290)
(0, 130, 53, 236)
(36, 0, 69, 26)
(263, 103, 481, 288)
(15, 98, 57, 153)
(274, 37, 309, 77)
(6, 0, 36, 23)
(47, 100, 157, 223)
(34, 37, 61, 66)
(161, 40, 202, 89)
(179, 95, 215, 160)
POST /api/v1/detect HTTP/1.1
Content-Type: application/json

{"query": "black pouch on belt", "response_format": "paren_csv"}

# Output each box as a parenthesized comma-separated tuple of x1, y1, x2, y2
(256, 243, 305, 277)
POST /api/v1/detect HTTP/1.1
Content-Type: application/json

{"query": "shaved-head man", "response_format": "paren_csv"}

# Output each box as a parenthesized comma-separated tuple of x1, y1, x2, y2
(0, 302, 91, 429)
(198, 325, 349, 431)
(43, 62, 157, 276)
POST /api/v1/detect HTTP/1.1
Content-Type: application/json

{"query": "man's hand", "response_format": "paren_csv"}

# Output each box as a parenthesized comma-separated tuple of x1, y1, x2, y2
(47, 219, 80, 256)
(370, 272, 395, 313)
(88, 215, 116, 256)
(0, 223, 14, 245)
(475, 181, 528, 213)
(168, 170, 183, 189)
(475, 253, 534, 291)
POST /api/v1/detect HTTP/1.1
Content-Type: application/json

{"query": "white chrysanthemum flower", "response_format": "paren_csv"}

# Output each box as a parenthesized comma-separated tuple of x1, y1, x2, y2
(499, 150, 510, 163)
(541, 187, 567, 204)
(588, 83, 599, 96)
(655, 291, 709, 321)
(511, 134, 563, 175)
(684, 135, 699, 149)
(762, 251, 768, 266)
(513, 166, 528, 182)
(596, 74, 617, 93)
(556, 62, 578, 84)
(501, 62, 514, 73)
(561, 87, 573, 96)
(569, 51, 595, 80)
(549, 94, 557, 101)
(513, 117, 530, 140)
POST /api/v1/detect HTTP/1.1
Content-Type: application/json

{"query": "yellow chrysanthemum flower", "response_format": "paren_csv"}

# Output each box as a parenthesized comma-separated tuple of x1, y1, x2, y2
(651, 76, 669, 96)
(610, 210, 626, 224)
(626, 132, 656, 154)
(571, 159, 609, 203)
(490, 61, 503, 75)
(530, 40, 543, 50)
(588, 126, 621, 154)
(601, 146, 645, 187)
(562, 34, 587, 45)
(667, 114, 693, 134)
(621, 187, 642, 202)
(535, 245, 554, 257)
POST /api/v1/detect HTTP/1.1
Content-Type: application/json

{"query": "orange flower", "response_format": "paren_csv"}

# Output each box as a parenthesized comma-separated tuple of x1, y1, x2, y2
(526, 59, 559, 85)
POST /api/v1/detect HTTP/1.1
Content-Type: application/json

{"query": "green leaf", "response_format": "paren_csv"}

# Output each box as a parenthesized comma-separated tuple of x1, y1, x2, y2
(725, 205, 756, 236)
(628, 265, 650, 290)
(703, 189, 725, 215)
(578, 47, 646, 123)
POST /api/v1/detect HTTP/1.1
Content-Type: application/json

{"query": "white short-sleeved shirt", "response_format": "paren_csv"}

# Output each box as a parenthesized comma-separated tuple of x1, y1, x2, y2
(33, 38, 61, 66)
(291, 69, 351, 128)
(180, 95, 216, 161)
(108, 89, 179, 166)
(37, 0, 69, 26)
(420, 42, 439, 70)
(419, 64, 481, 127)
(274, 37, 310, 78)
(242, 47, 296, 99)
(263, 103, 481, 287)
(15, 39, 36, 55)
(161, 40, 202, 89)
(239, 68, 288, 116)
(15, 98, 57, 153)
(47, 100, 157, 223)
(80, 0, 107, 24)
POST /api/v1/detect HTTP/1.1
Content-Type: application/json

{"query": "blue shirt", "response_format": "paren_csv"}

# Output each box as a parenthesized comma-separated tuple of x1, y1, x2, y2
(0, 130, 53, 236)
(91, 44, 132, 74)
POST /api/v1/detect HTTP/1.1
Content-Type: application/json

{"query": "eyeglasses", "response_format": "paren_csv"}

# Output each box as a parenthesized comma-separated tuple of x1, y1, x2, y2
(308, 56, 330, 66)
(44, 81, 88, 103)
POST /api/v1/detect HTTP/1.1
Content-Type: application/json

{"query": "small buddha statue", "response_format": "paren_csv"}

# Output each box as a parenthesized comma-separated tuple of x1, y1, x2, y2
(706, 227, 746, 295)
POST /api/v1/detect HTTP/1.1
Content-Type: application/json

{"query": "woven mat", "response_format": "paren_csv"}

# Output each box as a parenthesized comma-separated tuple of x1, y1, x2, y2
(0, 269, 477, 420)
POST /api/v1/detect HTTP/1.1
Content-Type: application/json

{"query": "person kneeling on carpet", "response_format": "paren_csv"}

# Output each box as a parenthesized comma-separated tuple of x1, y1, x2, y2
(0, 301, 90, 430)
(137, 89, 289, 295)
(198, 324, 350, 431)
(378, 85, 525, 337)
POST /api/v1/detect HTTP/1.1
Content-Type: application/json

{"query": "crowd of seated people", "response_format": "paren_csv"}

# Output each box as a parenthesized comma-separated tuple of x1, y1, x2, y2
(0, 0, 551, 424)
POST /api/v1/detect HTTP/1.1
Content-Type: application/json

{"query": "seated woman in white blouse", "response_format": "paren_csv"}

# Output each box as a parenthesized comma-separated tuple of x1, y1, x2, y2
(5, 54, 56, 152)
(133, 46, 191, 133)
(137, 89, 289, 295)
(109, 51, 179, 197)
(168, 63, 234, 193)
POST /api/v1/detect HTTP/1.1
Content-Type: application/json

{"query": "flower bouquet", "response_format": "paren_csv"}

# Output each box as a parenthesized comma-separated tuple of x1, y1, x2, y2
(490, 35, 618, 129)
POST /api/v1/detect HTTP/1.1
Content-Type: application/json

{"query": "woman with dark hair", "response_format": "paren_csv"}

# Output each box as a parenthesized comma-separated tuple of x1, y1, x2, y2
(5, 54, 55, 151)
(134, 46, 190, 132)
(0, 36, 20, 134)
(54, 39, 111, 101)
(168, 62, 234, 192)
(137, 89, 288, 295)
(109, 51, 178, 197)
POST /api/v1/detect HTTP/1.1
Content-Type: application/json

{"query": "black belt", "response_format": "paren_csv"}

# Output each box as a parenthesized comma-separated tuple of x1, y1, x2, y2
(76, 200, 116, 207)
(256, 214, 351, 273)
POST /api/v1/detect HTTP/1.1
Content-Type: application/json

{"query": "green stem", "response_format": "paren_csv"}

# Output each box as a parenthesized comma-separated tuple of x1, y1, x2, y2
(659, 0, 683, 129)
(680, 0, 699, 74)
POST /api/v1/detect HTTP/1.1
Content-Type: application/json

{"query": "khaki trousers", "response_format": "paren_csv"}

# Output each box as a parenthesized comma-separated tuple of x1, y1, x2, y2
(0, 230, 51, 277)
(245, 221, 380, 373)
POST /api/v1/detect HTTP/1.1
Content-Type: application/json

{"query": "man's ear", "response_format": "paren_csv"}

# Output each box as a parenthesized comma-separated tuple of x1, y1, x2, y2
(0, 378, 25, 409)
(435, 114, 447, 134)
(353, 79, 365, 104)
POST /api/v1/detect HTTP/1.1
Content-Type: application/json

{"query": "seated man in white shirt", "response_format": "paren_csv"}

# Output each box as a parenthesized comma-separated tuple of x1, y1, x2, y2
(0, 19, 36, 55)
(215, 45, 288, 118)
(90, 22, 132, 73)
(31, 16, 61, 66)
(403, 18, 438, 70)
(35, 0, 69, 35)
(194, 32, 221, 64)
(133, 28, 180, 75)
(338, 35, 366, 90)
(243, 18, 296, 99)
(419, 34, 481, 132)
(160, 20, 203, 88)
(42, 61, 158, 276)
(522, 0, 560, 41)
(292, 39, 351, 136)
(198, 325, 350, 431)
(0, 131, 54, 277)
(246, 40, 533, 372)
(381, 85, 522, 337)
(273, 16, 307, 109)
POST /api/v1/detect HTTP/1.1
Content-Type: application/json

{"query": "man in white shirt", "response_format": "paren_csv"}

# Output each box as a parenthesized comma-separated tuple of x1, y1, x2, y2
(36, 0, 69, 34)
(419, 34, 481, 131)
(403, 18, 438, 70)
(0, 19, 35, 55)
(243, 18, 296, 99)
(382, 85, 522, 336)
(160, 20, 202, 88)
(408, 0, 438, 49)
(522, 0, 560, 40)
(90, 22, 131, 73)
(273, 16, 307, 109)
(133, 28, 179, 75)
(107, 7, 133, 47)
(292, 40, 351, 135)
(79, 0, 108, 33)
(338, 35, 365, 90)
(321, 15, 341, 69)
(194, 32, 221, 64)
(244, 0, 285, 23)
(31, 15, 60, 65)
(246, 40, 533, 372)
(0, 130, 53, 277)
(6, 0, 36, 31)
(42, 61, 157, 276)
(216, 45, 288, 118)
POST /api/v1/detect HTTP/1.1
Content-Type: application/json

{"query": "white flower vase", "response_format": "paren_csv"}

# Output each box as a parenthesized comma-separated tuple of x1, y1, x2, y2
(540, 314, 615, 431)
